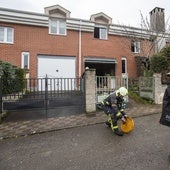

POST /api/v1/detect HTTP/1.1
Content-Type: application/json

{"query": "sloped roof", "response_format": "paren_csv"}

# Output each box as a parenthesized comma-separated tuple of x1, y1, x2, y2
(44, 4, 71, 18)
(90, 12, 112, 24)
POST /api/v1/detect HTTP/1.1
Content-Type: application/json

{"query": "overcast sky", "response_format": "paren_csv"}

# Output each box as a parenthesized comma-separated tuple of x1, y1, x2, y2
(0, 0, 170, 28)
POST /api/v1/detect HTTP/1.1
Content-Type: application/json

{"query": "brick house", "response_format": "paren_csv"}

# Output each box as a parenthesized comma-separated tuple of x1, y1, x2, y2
(0, 5, 169, 79)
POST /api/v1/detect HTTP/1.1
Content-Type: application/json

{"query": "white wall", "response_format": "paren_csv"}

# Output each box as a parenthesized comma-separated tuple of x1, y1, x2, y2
(153, 73, 167, 104)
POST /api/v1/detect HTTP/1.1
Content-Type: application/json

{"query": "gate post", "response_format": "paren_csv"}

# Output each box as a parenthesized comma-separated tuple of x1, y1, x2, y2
(45, 75, 48, 117)
(85, 68, 96, 113)
(153, 73, 166, 104)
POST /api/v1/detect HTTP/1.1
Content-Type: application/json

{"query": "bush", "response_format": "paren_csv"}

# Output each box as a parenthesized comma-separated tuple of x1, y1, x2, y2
(0, 61, 25, 94)
(160, 45, 170, 58)
(150, 54, 168, 73)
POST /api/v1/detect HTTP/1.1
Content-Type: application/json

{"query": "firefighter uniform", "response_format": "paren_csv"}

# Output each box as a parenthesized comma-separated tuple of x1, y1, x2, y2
(102, 87, 128, 136)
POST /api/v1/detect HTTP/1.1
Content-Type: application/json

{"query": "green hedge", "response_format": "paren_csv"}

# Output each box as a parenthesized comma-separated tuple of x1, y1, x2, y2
(150, 54, 169, 73)
(0, 61, 26, 94)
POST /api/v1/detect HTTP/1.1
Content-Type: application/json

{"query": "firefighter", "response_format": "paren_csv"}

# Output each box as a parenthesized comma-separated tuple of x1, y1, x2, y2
(101, 87, 128, 136)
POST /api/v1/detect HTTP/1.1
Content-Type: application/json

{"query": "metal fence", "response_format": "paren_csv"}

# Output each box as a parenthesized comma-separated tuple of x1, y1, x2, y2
(139, 77, 155, 100)
(96, 76, 128, 103)
(0, 77, 84, 114)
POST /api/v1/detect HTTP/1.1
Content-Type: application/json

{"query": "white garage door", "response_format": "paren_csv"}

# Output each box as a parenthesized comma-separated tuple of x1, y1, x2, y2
(38, 55, 75, 78)
(38, 55, 76, 90)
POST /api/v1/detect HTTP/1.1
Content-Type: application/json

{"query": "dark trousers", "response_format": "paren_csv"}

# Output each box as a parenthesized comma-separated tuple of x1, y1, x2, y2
(103, 105, 121, 129)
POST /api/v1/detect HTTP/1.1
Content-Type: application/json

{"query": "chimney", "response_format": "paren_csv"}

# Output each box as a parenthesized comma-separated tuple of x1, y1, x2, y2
(150, 7, 165, 32)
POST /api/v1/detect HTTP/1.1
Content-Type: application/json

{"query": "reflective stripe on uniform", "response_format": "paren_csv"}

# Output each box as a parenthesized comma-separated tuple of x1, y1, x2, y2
(101, 101, 104, 105)
(107, 114, 118, 130)
(116, 111, 121, 117)
(107, 114, 112, 123)
(111, 125, 118, 130)
(106, 101, 109, 105)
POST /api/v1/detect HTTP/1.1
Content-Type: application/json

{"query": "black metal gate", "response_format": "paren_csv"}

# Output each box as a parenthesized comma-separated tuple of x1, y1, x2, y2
(0, 77, 85, 119)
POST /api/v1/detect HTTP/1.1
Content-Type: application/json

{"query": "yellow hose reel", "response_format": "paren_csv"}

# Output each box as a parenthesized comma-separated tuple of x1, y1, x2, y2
(120, 117, 135, 133)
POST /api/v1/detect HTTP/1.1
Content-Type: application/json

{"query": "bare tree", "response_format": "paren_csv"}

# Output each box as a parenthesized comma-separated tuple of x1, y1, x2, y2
(115, 9, 170, 74)
(139, 10, 170, 55)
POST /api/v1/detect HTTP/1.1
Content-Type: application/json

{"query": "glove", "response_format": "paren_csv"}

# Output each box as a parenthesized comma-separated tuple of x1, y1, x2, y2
(120, 110, 128, 123)
(121, 116, 126, 123)
(123, 114, 128, 118)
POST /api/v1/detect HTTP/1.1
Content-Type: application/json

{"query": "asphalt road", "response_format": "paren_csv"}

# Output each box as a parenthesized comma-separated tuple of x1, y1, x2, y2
(0, 113, 170, 170)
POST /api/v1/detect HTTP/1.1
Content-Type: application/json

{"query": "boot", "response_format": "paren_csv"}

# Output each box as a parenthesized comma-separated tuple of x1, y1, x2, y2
(105, 121, 111, 128)
(114, 128, 124, 136)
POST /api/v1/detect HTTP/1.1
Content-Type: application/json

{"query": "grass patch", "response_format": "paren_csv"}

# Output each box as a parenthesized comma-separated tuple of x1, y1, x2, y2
(129, 91, 154, 104)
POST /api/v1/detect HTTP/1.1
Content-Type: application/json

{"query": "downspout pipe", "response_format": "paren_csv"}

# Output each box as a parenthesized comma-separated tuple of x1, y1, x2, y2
(78, 20, 82, 78)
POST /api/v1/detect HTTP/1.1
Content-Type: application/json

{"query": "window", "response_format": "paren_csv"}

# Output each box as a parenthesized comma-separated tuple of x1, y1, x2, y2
(49, 18, 66, 35)
(122, 58, 127, 74)
(21, 52, 30, 69)
(94, 27, 107, 40)
(0, 27, 14, 44)
(131, 41, 140, 53)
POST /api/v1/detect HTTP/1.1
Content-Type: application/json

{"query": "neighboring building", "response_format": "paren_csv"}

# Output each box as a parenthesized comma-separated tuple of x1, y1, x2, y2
(0, 5, 169, 79)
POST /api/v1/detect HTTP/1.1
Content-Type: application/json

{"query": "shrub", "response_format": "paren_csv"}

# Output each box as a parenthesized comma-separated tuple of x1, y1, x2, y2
(0, 61, 25, 94)
(150, 54, 168, 73)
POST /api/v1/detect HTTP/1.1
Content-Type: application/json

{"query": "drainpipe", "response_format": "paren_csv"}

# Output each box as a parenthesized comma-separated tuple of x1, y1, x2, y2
(78, 20, 82, 78)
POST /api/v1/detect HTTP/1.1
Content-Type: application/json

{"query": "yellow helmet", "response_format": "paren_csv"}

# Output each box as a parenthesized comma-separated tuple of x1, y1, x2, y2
(117, 87, 128, 97)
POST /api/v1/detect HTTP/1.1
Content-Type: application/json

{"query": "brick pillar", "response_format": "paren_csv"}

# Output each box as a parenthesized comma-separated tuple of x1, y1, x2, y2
(85, 68, 96, 113)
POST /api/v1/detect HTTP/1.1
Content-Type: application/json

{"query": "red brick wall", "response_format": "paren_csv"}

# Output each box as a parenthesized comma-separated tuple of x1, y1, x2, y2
(0, 22, 151, 78)
(0, 22, 79, 77)
(81, 32, 145, 78)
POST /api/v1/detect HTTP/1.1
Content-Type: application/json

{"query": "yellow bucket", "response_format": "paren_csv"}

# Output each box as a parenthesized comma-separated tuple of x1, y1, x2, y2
(120, 117, 134, 133)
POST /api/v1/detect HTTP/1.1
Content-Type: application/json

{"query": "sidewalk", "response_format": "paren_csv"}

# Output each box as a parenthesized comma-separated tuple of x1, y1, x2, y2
(0, 103, 162, 140)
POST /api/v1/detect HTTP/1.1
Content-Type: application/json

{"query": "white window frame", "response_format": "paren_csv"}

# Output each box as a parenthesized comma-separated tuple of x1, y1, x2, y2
(100, 27, 107, 39)
(131, 41, 140, 53)
(49, 18, 66, 35)
(122, 57, 127, 74)
(94, 26, 107, 40)
(0, 27, 14, 44)
(21, 52, 30, 69)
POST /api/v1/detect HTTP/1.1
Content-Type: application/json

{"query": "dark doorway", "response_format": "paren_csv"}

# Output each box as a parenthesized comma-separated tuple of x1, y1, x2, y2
(85, 62, 116, 76)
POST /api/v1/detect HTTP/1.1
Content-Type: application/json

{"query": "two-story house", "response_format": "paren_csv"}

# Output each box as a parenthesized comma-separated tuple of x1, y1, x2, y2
(0, 5, 169, 80)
